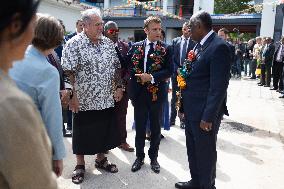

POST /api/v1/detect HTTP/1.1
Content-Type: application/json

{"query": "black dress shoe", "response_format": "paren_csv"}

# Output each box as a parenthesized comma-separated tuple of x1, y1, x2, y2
(258, 83, 264, 86)
(175, 180, 200, 189)
(180, 122, 185, 129)
(264, 85, 270, 87)
(270, 87, 277, 90)
(279, 95, 284, 98)
(150, 159, 160, 174)
(131, 158, 144, 172)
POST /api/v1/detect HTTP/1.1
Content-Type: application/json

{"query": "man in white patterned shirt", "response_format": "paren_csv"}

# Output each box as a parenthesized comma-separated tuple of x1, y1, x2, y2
(61, 8, 123, 184)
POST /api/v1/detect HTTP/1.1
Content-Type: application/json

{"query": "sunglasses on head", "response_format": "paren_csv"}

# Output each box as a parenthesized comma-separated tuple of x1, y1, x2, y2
(107, 29, 119, 34)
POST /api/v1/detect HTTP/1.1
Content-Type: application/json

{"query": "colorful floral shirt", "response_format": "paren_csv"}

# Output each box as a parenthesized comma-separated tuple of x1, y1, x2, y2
(61, 32, 121, 111)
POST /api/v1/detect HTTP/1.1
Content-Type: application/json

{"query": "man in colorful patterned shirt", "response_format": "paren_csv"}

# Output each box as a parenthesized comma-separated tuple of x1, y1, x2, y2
(61, 8, 123, 184)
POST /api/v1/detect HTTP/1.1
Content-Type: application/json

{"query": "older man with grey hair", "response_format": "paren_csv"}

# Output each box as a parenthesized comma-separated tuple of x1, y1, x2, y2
(62, 8, 123, 184)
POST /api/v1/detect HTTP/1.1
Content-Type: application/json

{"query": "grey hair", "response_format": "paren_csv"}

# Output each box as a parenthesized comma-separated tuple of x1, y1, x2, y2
(104, 21, 118, 32)
(190, 11, 212, 31)
(81, 8, 101, 23)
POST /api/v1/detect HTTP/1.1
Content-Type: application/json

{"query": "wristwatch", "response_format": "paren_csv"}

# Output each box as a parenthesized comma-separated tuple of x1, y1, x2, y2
(66, 88, 73, 99)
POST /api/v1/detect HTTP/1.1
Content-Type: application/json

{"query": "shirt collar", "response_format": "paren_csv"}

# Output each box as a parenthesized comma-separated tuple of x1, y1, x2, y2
(146, 38, 158, 46)
(181, 35, 189, 41)
(200, 30, 214, 46)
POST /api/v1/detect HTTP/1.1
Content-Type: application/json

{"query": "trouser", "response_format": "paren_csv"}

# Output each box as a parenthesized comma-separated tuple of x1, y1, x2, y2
(244, 58, 251, 75)
(185, 113, 223, 189)
(133, 88, 162, 160)
(265, 63, 272, 86)
(260, 64, 266, 84)
(170, 74, 178, 124)
(272, 61, 284, 90)
(250, 59, 257, 78)
(114, 90, 129, 144)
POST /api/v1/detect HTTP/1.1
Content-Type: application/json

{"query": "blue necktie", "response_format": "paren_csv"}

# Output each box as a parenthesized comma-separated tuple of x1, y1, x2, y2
(146, 42, 154, 73)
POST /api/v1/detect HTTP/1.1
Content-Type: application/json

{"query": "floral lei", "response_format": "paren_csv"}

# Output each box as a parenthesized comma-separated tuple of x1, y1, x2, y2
(131, 41, 166, 101)
(177, 50, 196, 90)
(176, 50, 197, 111)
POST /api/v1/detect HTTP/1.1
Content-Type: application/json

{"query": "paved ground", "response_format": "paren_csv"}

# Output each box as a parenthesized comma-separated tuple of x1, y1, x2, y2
(58, 77, 284, 189)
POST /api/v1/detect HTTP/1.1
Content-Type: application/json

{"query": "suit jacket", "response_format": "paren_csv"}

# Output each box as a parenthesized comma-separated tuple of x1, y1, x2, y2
(263, 43, 275, 65)
(127, 40, 173, 102)
(116, 41, 130, 83)
(182, 32, 231, 122)
(172, 36, 196, 73)
(273, 42, 284, 63)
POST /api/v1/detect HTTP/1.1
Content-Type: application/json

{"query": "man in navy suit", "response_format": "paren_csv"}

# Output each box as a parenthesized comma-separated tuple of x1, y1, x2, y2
(171, 22, 195, 129)
(128, 16, 172, 174)
(175, 11, 231, 189)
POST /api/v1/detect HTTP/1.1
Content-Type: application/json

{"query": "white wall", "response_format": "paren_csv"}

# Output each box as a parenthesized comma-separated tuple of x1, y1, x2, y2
(38, 0, 82, 32)
(194, 0, 214, 14)
(260, 0, 276, 37)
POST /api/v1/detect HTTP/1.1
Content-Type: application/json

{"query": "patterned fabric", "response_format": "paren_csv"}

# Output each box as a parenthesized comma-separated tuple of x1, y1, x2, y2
(61, 32, 121, 111)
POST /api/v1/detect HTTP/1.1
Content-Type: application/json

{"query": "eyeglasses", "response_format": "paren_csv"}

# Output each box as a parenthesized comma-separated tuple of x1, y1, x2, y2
(107, 29, 119, 35)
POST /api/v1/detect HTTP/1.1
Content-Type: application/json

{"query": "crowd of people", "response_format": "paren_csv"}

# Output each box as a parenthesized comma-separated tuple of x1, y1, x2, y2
(4, 0, 283, 189)
(219, 31, 284, 97)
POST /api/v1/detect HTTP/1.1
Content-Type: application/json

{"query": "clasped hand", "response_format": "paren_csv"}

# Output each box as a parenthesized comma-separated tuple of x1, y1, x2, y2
(135, 73, 152, 84)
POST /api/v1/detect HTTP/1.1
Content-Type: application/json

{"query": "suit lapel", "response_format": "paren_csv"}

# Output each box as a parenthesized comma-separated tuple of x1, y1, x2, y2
(201, 32, 216, 52)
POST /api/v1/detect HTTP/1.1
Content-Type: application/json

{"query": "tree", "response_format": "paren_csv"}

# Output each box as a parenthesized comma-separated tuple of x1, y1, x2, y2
(214, 0, 252, 14)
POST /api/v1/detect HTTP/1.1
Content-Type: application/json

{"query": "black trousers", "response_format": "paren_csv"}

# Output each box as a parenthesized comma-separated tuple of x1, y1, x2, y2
(114, 90, 129, 144)
(170, 74, 178, 123)
(265, 63, 272, 86)
(260, 64, 266, 85)
(272, 61, 284, 90)
(133, 88, 163, 160)
(250, 59, 257, 77)
(185, 113, 222, 189)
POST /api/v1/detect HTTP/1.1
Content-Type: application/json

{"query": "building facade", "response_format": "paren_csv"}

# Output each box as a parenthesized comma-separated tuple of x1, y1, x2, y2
(39, 0, 264, 43)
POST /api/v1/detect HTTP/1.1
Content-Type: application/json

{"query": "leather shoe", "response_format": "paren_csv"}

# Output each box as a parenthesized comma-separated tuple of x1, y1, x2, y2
(279, 95, 284, 98)
(264, 85, 270, 87)
(119, 143, 134, 152)
(180, 122, 185, 129)
(175, 180, 200, 189)
(150, 159, 160, 173)
(270, 87, 277, 90)
(131, 158, 144, 172)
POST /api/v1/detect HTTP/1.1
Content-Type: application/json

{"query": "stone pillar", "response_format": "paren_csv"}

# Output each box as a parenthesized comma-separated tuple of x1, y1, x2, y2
(163, 0, 168, 16)
(273, 4, 284, 41)
(104, 0, 110, 10)
(260, 0, 276, 37)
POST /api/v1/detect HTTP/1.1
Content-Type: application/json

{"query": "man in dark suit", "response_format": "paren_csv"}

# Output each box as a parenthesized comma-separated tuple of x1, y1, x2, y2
(218, 28, 236, 68)
(104, 21, 134, 152)
(171, 22, 195, 129)
(65, 19, 83, 41)
(272, 36, 284, 91)
(175, 11, 231, 189)
(262, 37, 275, 87)
(128, 16, 172, 174)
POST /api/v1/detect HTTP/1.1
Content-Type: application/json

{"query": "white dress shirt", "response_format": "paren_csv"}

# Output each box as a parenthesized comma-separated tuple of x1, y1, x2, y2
(200, 30, 214, 46)
(180, 36, 189, 64)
